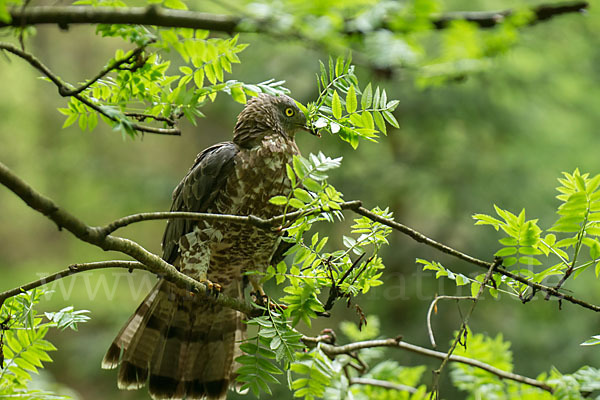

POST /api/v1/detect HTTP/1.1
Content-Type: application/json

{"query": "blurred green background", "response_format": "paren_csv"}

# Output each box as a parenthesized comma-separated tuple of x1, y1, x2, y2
(1, 0, 599, 398)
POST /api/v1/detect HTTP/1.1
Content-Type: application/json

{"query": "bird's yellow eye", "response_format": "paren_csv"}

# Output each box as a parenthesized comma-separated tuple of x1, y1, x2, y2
(285, 107, 295, 117)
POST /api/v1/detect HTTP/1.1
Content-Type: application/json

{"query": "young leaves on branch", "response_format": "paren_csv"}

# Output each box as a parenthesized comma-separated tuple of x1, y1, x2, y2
(472, 169, 600, 298)
(0, 289, 90, 398)
(303, 55, 400, 149)
(235, 310, 303, 396)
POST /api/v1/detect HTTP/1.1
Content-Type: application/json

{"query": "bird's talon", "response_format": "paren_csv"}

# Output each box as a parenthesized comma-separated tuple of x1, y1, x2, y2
(200, 279, 222, 296)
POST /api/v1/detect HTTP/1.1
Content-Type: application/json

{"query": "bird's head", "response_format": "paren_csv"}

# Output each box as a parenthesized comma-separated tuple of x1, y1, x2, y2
(233, 94, 317, 147)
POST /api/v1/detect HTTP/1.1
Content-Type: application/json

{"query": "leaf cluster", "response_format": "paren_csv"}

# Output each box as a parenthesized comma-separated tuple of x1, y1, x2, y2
(302, 55, 399, 149)
(0, 290, 90, 398)
(471, 169, 600, 298)
(235, 311, 303, 396)
(50, 13, 290, 137)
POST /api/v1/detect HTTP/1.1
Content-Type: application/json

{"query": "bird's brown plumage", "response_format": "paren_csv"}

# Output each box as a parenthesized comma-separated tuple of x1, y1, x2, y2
(102, 94, 309, 399)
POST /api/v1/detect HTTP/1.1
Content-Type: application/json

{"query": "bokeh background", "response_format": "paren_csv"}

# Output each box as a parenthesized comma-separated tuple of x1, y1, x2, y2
(1, 0, 599, 398)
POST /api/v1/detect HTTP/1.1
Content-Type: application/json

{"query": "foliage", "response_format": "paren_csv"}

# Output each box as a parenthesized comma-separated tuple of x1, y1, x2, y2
(450, 329, 600, 400)
(450, 329, 553, 400)
(0, 289, 90, 398)
(55, 24, 291, 137)
(236, 311, 303, 396)
(226, 0, 532, 86)
(302, 55, 399, 148)
(470, 170, 600, 299)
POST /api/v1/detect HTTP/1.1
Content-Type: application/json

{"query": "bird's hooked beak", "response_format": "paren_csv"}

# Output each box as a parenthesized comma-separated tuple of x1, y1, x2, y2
(298, 124, 321, 137)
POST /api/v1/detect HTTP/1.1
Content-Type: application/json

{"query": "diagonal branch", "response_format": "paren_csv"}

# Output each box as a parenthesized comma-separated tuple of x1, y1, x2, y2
(303, 334, 553, 393)
(2, 2, 588, 32)
(349, 204, 600, 312)
(0, 42, 180, 136)
(0, 161, 252, 314)
(62, 41, 153, 96)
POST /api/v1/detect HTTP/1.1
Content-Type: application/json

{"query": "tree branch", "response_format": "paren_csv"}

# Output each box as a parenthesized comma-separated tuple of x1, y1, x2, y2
(0, 42, 180, 136)
(304, 335, 553, 393)
(349, 377, 417, 393)
(349, 204, 600, 312)
(0, 161, 252, 314)
(62, 41, 153, 96)
(1, 2, 588, 33)
(98, 200, 363, 234)
(0, 261, 144, 305)
(4, 6, 242, 32)
(432, 1, 589, 29)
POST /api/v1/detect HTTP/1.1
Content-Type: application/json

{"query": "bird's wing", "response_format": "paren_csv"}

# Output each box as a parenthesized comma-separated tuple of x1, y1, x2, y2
(161, 141, 239, 264)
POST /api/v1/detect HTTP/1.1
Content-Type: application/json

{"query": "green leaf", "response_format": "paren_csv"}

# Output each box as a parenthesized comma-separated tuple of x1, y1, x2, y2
(498, 237, 518, 246)
(518, 256, 541, 265)
(346, 85, 357, 114)
(179, 66, 193, 75)
(503, 257, 517, 267)
(302, 178, 322, 192)
(231, 86, 247, 104)
(205, 64, 217, 84)
(164, 0, 188, 10)
(62, 113, 78, 128)
(193, 69, 204, 88)
(87, 112, 98, 131)
(286, 164, 296, 186)
(292, 156, 307, 179)
(581, 335, 600, 346)
(0, 1, 11, 23)
(288, 198, 304, 209)
(361, 111, 374, 130)
(269, 196, 288, 205)
(331, 91, 342, 119)
(382, 110, 400, 128)
(471, 282, 481, 297)
(335, 55, 344, 77)
(294, 188, 312, 203)
(361, 83, 372, 109)
(373, 110, 386, 135)
(495, 247, 517, 257)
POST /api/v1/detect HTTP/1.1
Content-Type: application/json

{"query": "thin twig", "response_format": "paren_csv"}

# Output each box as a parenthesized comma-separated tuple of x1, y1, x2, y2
(430, 260, 499, 399)
(0, 42, 180, 136)
(124, 112, 176, 126)
(0, 261, 144, 303)
(62, 42, 153, 96)
(426, 295, 476, 349)
(303, 334, 553, 393)
(349, 377, 417, 393)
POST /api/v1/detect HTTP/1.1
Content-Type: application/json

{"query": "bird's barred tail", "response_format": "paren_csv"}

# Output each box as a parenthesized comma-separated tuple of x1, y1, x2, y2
(102, 279, 245, 400)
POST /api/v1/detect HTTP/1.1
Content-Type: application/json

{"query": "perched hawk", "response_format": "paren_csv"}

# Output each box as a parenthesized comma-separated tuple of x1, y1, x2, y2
(102, 94, 313, 399)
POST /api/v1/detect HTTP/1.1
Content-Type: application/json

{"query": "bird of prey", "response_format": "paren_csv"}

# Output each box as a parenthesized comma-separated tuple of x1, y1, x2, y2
(102, 94, 314, 399)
